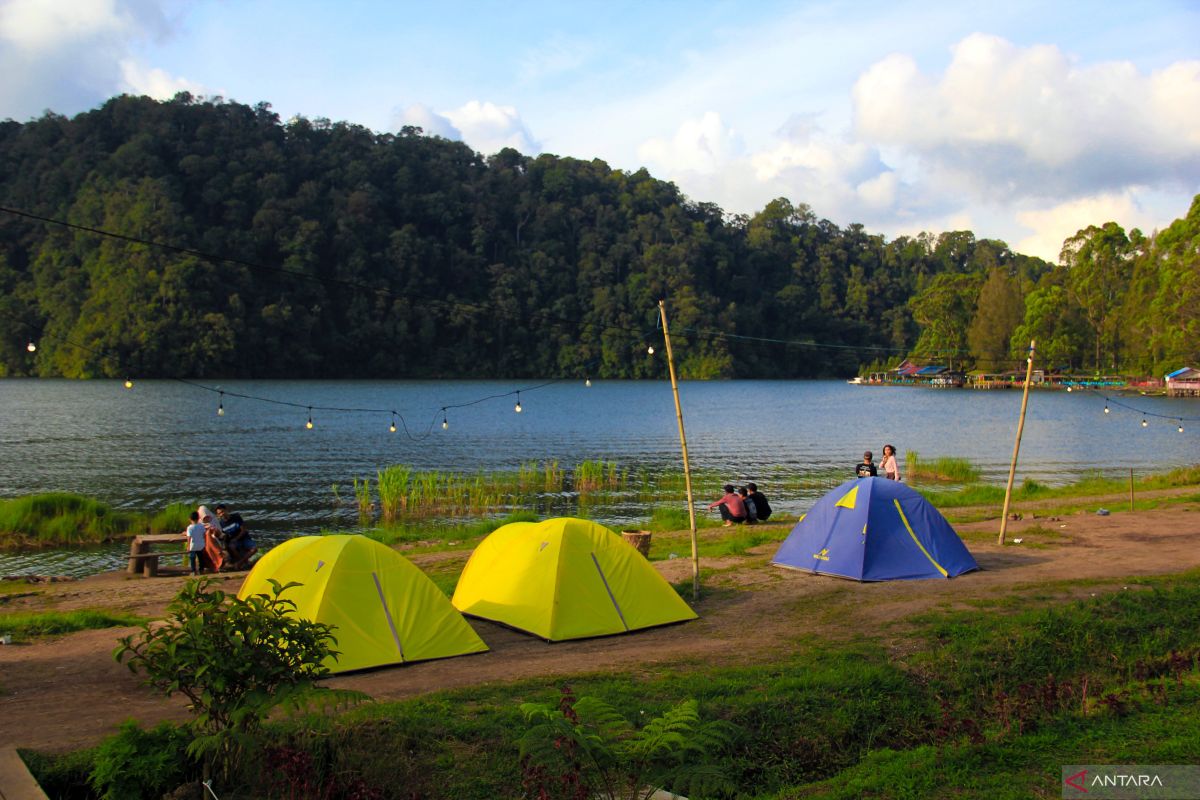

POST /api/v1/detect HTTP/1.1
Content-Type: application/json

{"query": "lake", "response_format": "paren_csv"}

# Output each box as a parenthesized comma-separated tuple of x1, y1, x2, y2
(1, 378, 1194, 576)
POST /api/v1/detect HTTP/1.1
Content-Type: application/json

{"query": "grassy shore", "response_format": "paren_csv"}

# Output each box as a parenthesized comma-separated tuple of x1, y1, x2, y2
(24, 568, 1200, 799)
(0, 494, 191, 550)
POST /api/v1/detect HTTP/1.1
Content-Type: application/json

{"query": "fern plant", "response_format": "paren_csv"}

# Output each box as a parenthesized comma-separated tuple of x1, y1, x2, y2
(518, 685, 738, 800)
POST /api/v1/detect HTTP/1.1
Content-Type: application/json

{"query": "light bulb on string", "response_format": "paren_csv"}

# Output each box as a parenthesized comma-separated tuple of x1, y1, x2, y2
(1066, 386, 1072, 393)
(514, 392, 522, 413)
(585, 377, 591, 387)
(217, 392, 224, 417)
(1141, 418, 1148, 428)
(1179, 420, 1185, 433)
(1104, 403, 1110, 414)
(123, 378, 133, 390)
(647, 344, 655, 355)
(389, 413, 397, 433)
(306, 408, 314, 430)
(442, 415, 449, 430)
(26, 341, 36, 353)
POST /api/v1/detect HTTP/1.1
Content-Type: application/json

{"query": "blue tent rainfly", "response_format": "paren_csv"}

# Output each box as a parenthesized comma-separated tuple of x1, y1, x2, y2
(772, 477, 978, 581)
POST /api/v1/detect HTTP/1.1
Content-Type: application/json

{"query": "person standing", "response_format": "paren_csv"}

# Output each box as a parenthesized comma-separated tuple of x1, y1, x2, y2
(707, 484, 747, 526)
(855, 451, 878, 477)
(747, 483, 772, 521)
(880, 444, 902, 481)
(182, 511, 206, 576)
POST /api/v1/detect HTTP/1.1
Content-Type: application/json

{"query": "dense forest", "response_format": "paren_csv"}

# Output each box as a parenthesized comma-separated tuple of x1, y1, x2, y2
(0, 94, 1196, 379)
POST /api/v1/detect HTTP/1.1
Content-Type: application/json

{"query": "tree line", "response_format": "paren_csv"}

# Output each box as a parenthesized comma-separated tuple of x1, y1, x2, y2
(0, 94, 1195, 379)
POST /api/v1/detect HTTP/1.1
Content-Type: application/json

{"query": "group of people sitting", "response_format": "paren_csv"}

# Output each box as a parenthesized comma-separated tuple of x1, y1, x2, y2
(855, 444, 902, 480)
(182, 504, 256, 575)
(707, 482, 772, 526)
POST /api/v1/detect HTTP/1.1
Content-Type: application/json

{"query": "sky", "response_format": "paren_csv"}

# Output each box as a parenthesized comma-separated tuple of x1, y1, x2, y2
(2, 0, 1198, 260)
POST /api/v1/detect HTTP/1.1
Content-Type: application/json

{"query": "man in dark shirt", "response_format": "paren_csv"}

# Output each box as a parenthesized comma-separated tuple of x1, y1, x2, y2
(855, 451, 878, 478)
(215, 504, 255, 567)
(746, 482, 772, 521)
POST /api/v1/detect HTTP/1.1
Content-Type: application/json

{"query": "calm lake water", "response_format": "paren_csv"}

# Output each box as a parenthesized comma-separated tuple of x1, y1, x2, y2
(1, 378, 1195, 576)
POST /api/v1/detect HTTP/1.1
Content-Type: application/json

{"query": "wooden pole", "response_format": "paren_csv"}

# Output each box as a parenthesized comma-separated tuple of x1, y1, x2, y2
(1129, 468, 1134, 512)
(658, 299, 700, 601)
(999, 340, 1036, 546)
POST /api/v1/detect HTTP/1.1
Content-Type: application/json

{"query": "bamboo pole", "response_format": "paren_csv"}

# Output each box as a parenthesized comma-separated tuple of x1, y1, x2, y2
(998, 340, 1036, 546)
(658, 299, 700, 600)
(1129, 468, 1134, 512)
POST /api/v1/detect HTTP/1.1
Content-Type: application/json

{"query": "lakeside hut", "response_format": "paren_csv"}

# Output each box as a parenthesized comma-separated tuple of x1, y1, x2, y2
(1166, 367, 1200, 397)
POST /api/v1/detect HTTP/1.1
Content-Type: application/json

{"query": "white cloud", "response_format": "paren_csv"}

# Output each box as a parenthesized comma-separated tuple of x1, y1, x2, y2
(518, 34, 596, 83)
(0, 0, 192, 120)
(853, 34, 1200, 200)
(119, 58, 206, 100)
(394, 100, 540, 156)
(1014, 191, 1159, 262)
(394, 102, 462, 140)
(637, 111, 742, 175)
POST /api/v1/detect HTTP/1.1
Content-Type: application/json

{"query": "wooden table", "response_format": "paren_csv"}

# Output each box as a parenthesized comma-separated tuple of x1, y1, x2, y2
(127, 534, 189, 577)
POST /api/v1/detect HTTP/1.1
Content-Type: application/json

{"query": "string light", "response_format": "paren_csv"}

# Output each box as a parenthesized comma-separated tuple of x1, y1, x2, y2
(217, 391, 224, 416)
(1104, 403, 1110, 414)
(1141, 418, 1148, 428)
(514, 392, 522, 413)
(442, 414, 449, 430)
(389, 412, 397, 433)
(123, 378, 133, 390)
(585, 377, 591, 387)
(1179, 420, 1185, 433)
(25, 341, 35, 352)
(647, 345, 655, 355)
(306, 408, 314, 429)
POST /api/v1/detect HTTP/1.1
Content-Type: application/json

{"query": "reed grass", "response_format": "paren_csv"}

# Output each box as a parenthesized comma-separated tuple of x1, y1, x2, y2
(0, 608, 145, 640)
(376, 465, 410, 523)
(148, 503, 193, 534)
(352, 476, 373, 518)
(905, 451, 981, 483)
(0, 493, 142, 549)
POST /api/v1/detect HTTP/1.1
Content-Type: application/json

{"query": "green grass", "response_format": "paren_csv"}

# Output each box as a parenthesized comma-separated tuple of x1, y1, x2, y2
(24, 572, 1200, 799)
(364, 510, 540, 548)
(0, 608, 145, 640)
(0, 493, 143, 549)
(905, 451, 981, 483)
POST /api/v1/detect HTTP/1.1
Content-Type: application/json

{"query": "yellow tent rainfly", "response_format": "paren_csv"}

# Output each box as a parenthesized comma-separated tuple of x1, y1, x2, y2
(238, 535, 487, 673)
(452, 517, 697, 641)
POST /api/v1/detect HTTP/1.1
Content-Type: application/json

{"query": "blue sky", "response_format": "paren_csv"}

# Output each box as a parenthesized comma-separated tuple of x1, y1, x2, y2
(2, 0, 1198, 259)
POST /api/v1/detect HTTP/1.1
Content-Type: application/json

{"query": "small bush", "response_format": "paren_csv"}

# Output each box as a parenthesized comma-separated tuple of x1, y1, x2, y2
(150, 503, 193, 534)
(89, 721, 196, 800)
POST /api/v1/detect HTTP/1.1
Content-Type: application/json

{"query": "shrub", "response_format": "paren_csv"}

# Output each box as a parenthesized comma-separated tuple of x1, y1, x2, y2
(89, 721, 196, 800)
(114, 579, 364, 786)
(519, 685, 739, 800)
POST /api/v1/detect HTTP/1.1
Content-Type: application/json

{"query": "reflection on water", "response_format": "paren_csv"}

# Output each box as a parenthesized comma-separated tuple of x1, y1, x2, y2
(1, 378, 1194, 576)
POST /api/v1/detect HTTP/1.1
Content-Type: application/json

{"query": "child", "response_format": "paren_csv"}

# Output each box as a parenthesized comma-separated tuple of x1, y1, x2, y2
(183, 511, 206, 576)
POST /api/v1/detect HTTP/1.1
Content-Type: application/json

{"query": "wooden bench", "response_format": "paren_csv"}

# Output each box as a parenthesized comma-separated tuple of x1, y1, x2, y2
(127, 534, 190, 577)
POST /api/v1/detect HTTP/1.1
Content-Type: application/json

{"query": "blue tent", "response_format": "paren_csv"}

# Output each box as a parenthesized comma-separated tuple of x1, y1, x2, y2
(772, 477, 978, 581)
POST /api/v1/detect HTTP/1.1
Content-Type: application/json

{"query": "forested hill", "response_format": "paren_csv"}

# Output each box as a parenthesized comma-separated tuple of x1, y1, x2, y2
(0, 94, 1195, 379)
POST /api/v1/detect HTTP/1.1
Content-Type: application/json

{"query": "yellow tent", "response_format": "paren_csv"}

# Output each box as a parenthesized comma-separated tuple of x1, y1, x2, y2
(452, 517, 697, 641)
(238, 535, 487, 673)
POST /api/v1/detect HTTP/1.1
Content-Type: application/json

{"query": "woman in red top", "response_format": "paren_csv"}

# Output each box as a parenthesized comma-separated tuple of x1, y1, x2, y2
(707, 484, 747, 526)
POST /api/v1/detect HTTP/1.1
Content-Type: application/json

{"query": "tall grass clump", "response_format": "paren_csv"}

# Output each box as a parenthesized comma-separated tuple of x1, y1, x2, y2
(905, 451, 980, 483)
(575, 459, 625, 493)
(352, 476, 374, 518)
(0, 493, 141, 549)
(149, 502, 193, 534)
(376, 465, 410, 523)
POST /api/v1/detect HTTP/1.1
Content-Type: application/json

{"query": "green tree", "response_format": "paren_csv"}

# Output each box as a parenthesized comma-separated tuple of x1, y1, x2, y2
(908, 273, 984, 367)
(1060, 222, 1138, 370)
(967, 267, 1024, 366)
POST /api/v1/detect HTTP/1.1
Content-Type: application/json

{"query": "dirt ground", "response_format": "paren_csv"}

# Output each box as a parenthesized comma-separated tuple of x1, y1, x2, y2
(3, 501, 1199, 753)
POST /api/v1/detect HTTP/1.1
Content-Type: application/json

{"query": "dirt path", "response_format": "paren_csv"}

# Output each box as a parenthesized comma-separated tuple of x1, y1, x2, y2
(3, 504, 1199, 752)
